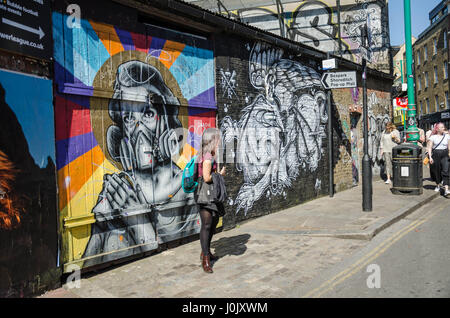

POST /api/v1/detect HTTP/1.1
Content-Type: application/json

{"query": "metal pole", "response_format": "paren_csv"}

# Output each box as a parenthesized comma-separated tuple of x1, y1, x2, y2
(327, 53, 334, 197)
(404, 0, 419, 143)
(337, 0, 343, 57)
(362, 28, 372, 212)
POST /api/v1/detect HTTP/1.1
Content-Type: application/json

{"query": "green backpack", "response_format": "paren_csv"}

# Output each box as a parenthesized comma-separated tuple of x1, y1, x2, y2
(182, 155, 199, 193)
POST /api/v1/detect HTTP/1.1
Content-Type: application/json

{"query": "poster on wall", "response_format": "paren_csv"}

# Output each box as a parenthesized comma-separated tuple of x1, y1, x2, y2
(0, 0, 52, 60)
(0, 69, 58, 297)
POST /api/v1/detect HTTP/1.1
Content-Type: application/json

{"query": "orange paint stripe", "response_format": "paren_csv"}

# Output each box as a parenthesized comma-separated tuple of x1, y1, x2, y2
(89, 20, 124, 56)
(160, 40, 185, 69)
(57, 145, 105, 211)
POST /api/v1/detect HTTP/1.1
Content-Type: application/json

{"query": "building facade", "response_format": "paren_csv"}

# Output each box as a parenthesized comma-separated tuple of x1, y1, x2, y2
(392, 37, 416, 130)
(414, 0, 450, 130)
(186, 0, 392, 74)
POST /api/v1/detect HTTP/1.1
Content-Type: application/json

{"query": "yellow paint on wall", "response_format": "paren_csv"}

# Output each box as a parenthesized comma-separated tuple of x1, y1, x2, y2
(65, 158, 120, 262)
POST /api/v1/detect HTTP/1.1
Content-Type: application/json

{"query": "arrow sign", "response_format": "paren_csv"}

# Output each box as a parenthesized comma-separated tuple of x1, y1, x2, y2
(2, 18, 45, 40)
(321, 71, 357, 89)
(321, 73, 330, 89)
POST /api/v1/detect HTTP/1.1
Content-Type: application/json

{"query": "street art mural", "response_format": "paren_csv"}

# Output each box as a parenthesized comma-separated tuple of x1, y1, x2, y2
(221, 42, 328, 215)
(0, 69, 58, 297)
(350, 115, 360, 186)
(209, 0, 390, 73)
(368, 92, 390, 169)
(53, 11, 216, 268)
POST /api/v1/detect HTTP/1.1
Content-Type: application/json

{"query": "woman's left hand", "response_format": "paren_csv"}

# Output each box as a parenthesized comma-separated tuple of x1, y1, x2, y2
(220, 166, 226, 176)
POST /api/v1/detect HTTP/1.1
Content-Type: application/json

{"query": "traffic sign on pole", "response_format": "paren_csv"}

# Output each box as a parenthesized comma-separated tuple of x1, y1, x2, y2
(321, 71, 357, 89)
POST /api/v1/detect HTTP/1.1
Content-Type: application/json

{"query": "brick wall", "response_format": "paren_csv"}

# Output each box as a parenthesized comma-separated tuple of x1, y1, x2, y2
(214, 34, 392, 229)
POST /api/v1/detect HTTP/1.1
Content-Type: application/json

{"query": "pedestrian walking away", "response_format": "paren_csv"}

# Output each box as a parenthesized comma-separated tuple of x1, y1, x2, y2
(427, 122, 450, 196)
(195, 128, 226, 273)
(380, 122, 401, 184)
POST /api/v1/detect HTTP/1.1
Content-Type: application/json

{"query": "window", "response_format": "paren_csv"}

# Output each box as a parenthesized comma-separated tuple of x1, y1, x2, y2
(434, 66, 438, 83)
(434, 38, 438, 55)
(417, 51, 421, 65)
(446, 91, 449, 109)
(445, 61, 448, 79)
(424, 45, 428, 61)
(445, 30, 448, 49)
(426, 98, 430, 113)
(435, 95, 439, 110)
(425, 72, 429, 87)
(420, 100, 423, 115)
(418, 75, 422, 90)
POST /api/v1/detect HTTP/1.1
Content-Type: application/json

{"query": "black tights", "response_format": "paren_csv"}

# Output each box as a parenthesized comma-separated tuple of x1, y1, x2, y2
(200, 209, 219, 256)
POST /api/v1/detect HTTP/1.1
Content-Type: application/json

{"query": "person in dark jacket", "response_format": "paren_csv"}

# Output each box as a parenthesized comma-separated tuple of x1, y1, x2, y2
(196, 128, 226, 273)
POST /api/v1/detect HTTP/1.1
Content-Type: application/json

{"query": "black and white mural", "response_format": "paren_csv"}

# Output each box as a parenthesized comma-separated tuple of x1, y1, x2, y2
(220, 42, 328, 215)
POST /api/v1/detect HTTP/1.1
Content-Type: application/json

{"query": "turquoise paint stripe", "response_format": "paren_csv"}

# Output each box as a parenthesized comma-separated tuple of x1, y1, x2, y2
(178, 59, 215, 101)
(169, 45, 213, 85)
(53, 12, 110, 87)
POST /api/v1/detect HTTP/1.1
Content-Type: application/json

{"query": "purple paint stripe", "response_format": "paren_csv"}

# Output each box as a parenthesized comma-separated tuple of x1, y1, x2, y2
(114, 26, 135, 51)
(187, 131, 201, 150)
(54, 62, 94, 98)
(148, 37, 166, 57)
(187, 107, 215, 117)
(56, 132, 98, 170)
(188, 87, 217, 108)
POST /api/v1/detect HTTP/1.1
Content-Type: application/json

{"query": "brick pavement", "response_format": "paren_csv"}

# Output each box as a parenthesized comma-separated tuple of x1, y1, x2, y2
(39, 173, 440, 298)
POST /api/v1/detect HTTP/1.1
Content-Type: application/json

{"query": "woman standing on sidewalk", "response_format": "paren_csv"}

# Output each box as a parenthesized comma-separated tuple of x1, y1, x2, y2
(380, 122, 401, 184)
(196, 128, 226, 273)
(427, 122, 450, 196)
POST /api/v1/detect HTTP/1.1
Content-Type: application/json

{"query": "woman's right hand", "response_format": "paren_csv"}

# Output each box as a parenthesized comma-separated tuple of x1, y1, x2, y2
(430, 158, 434, 165)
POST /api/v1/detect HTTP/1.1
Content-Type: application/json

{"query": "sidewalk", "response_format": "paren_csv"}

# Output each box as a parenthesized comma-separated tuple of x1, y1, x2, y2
(40, 173, 441, 298)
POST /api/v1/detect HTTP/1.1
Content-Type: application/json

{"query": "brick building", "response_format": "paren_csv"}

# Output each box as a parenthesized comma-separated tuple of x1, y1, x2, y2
(414, 0, 450, 131)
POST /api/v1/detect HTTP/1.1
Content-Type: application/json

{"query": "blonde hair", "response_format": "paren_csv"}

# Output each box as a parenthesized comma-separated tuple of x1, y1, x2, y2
(198, 128, 221, 159)
(385, 122, 395, 133)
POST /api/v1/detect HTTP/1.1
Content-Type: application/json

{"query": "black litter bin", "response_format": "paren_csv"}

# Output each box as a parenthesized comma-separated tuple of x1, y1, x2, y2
(391, 143, 423, 195)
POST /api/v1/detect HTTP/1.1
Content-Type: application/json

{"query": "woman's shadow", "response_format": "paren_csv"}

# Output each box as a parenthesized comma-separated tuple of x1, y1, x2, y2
(210, 234, 251, 260)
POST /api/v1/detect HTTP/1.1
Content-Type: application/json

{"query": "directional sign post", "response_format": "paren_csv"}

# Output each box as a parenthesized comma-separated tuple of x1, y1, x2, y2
(321, 71, 357, 90)
(0, 0, 52, 60)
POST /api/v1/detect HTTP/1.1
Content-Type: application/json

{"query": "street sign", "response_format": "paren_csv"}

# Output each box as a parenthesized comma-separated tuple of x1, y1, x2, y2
(322, 58, 337, 71)
(0, 0, 52, 60)
(321, 71, 357, 89)
(394, 97, 408, 109)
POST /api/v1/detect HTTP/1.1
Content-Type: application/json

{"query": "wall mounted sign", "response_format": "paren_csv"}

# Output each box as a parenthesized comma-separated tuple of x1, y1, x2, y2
(0, 0, 52, 60)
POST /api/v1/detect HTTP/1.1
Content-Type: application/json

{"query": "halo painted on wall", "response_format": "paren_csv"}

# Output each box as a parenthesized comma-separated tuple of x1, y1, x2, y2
(90, 51, 189, 172)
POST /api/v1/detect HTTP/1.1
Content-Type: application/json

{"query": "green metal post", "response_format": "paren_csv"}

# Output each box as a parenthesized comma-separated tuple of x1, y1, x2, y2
(404, 0, 419, 143)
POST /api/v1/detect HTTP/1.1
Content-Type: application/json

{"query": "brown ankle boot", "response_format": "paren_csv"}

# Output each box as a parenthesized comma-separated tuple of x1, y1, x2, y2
(202, 254, 213, 273)
(200, 251, 218, 262)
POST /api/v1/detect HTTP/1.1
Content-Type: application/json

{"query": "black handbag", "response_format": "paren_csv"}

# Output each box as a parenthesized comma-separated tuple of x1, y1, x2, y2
(195, 177, 215, 205)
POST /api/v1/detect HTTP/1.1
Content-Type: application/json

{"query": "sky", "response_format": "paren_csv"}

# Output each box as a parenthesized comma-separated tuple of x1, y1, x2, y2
(389, 0, 444, 46)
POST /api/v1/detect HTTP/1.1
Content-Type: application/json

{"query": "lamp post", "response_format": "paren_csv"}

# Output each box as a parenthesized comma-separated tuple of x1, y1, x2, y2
(361, 24, 372, 212)
(404, 0, 420, 143)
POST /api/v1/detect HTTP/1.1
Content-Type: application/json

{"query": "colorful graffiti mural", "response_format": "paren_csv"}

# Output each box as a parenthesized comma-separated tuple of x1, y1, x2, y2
(53, 11, 216, 269)
(0, 69, 58, 297)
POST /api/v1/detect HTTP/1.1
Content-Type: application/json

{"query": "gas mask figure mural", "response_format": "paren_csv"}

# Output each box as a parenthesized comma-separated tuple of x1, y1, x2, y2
(83, 61, 198, 265)
(221, 42, 328, 215)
